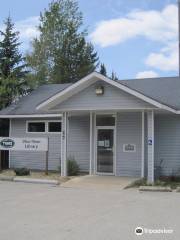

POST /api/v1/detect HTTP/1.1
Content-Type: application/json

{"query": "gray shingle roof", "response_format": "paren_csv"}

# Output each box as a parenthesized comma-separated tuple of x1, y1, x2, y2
(0, 84, 71, 115)
(0, 75, 180, 116)
(120, 76, 180, 110)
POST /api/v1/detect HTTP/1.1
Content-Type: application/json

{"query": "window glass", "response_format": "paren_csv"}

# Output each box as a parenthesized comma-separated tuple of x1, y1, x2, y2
(48, 122, 61, 132)
(28, 122, 45, 132)
(96, 115, 115, 126)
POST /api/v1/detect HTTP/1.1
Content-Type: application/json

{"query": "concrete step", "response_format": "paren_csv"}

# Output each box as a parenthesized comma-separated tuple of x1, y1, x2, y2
(13, 177, 59, 185)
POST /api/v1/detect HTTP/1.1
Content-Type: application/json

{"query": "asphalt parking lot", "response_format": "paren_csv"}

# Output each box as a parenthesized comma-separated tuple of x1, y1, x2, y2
(0, 181, 179, 240)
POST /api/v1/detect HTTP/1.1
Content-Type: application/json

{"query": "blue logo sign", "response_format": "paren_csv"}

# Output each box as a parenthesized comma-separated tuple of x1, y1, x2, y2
(148, 139, 152, 146)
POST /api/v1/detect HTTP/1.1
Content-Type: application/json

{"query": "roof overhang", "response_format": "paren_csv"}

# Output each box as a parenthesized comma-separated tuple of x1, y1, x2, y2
(36, 72, 177, 114)
(0, 114, 63, 119)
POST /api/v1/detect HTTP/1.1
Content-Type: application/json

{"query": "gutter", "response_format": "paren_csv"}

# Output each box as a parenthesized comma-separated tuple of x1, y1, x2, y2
(0, 114, 63, 118)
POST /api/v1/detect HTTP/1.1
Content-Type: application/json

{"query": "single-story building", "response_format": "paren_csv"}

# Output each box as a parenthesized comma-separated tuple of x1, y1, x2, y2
(1, 72, 180, 183)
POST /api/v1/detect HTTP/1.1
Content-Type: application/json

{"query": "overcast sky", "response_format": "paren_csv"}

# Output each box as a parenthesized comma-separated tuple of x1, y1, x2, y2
(0, 0, 178, 79)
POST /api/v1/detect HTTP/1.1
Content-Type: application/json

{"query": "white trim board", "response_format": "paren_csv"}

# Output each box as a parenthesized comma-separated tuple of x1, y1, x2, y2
(141, 111, 145, 178)
(151, 111, 155, 183)
(89, 111, 93, 175)
(36, 72, 177, 113)
(48, 107, 158, 112)
(0, 114, 63, 118)
(9, 118, 12, 169)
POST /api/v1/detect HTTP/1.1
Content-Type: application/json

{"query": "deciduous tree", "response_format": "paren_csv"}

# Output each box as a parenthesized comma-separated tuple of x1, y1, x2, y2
(27, 0, 98, 86)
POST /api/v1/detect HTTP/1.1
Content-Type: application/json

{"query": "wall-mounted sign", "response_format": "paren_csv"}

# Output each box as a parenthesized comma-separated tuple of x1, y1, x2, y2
(123, 144, 136, 152)
(98, 141, 104, 147)
(104, 140, 110, 148)
(0, 137, 48, 151)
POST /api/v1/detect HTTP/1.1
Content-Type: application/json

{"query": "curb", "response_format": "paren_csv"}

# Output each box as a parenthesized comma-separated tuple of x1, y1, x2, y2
(139, 186, 172, 192)
(0, 176, 14, 182)
(13, 177, 59, 185)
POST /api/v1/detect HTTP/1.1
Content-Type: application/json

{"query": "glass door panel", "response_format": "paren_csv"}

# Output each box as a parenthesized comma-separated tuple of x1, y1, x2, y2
(97, 129, 114, 173)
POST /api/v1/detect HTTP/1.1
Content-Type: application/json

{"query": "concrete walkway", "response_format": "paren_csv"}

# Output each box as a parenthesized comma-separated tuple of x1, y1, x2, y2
(61, 175, 138, 190)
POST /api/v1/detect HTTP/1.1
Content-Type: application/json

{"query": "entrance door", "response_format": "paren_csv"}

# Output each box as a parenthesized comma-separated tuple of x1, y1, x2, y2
(96, 129, 114, 174)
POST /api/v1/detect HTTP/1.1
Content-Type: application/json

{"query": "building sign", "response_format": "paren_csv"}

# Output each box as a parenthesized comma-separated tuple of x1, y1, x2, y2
(0, 137, 48, 152)
(123, 144, 136, 152)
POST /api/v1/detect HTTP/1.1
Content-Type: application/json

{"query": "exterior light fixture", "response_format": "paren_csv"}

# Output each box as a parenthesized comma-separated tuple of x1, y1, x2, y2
(95, 86, 104, 95)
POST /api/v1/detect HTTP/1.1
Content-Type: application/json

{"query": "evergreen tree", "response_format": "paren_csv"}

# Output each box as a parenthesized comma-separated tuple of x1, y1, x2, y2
(100, 63, 107, 76)
(27, 0, 99, 86)
(0, 16, 28, 109)
(111, 71, 118, 81)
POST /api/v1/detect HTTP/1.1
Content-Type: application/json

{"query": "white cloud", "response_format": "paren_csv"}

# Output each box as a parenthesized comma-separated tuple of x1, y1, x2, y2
(15, 16, 39, 41)
(90, 4, 177, 47)
(90, 4, 178, 73)
(145, 42, 178, 71)
(15, 16, 39, 51)
(136, 70, 159, 79)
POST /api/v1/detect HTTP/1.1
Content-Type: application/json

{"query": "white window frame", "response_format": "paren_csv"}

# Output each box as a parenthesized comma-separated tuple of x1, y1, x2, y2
(94, 112, 117, 176)
(26, 120, 62, 134)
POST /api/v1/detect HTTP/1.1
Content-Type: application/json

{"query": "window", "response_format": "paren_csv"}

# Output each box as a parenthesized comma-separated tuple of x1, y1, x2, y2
(27, 120, 62, 133)
(28, 122, 45, 132)
(48, 122, 61, 133)
(96, 115, 115, 126)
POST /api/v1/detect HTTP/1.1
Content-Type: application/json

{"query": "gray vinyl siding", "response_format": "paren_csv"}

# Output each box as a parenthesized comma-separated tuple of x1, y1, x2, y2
(67, 116, 90, 172)
(53, 81, 154, 111)
(10, 118, 61, 171)
(116, 112, 142, 177)
(155, 115, 180, 176)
